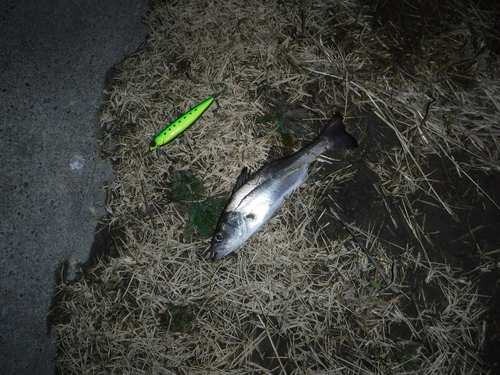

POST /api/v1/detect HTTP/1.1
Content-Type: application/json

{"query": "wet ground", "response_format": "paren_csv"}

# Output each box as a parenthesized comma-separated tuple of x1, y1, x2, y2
(319, 111, 500, 372)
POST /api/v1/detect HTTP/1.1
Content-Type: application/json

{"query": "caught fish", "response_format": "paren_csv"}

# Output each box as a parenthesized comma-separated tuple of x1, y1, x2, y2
(149, 96, 215, 150)
(209, 113, 358, 261)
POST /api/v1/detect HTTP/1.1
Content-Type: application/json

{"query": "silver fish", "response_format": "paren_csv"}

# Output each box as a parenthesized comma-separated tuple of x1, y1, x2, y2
(209, 113, 358, 261)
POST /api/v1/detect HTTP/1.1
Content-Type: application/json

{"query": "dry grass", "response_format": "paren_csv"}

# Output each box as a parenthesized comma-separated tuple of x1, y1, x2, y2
(53, 0, 499, 374)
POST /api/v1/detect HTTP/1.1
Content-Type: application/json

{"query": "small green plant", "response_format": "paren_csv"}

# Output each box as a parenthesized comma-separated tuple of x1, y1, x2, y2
(159, 307, 193, 333)
(203, 296, 216, 310)
(171, 170, 226, 237)
(186, 197, 226, 237)
(370, 280, 382, 290)
(255, 102, 309, 148)
(255, 108, 308, 135)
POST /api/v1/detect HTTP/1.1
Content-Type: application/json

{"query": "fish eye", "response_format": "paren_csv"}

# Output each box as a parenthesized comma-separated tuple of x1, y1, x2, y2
(150, 141, 156, 148)
(215, 233, 223, 242)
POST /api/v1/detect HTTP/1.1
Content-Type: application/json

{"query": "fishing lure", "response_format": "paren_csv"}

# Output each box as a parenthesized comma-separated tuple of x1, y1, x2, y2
(149, 96, 215, 150)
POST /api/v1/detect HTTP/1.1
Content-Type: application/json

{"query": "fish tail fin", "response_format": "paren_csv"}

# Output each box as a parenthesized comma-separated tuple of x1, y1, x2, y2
(320, 113, 358, 150)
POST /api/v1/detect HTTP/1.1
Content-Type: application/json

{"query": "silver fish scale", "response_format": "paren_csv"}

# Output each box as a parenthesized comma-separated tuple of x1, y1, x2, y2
(235, 164, 309, 228)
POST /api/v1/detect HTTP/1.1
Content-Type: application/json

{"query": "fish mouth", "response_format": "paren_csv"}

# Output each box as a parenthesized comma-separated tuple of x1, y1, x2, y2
(209, 242, 233, 262)
(207, 242, 225, 262)
(212, 251, 226, 262)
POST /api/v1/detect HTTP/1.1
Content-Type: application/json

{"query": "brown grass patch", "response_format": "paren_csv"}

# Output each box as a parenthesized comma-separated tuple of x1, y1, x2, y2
(53, 1, 500, 373)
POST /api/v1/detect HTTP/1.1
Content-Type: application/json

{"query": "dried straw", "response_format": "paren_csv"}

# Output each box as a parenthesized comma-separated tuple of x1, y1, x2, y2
(53, 0, 499, 374)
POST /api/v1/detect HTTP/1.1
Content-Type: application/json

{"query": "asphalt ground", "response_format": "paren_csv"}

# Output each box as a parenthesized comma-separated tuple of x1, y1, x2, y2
(0, 1, 150, 373)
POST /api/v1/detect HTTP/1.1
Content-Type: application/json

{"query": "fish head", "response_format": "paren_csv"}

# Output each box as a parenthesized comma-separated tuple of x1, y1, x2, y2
(209, 211, 248, 261)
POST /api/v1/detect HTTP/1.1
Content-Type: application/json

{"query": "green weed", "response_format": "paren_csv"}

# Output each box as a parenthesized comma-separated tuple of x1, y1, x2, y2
(255, 108, 308, 135)
(171, 170, 226, 237)
(159, 307, 193, 333)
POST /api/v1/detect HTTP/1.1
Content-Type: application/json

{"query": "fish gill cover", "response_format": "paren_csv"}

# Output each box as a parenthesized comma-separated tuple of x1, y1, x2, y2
(52, 0, 500, 374)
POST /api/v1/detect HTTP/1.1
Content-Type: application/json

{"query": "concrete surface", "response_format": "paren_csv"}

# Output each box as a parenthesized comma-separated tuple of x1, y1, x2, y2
(0, 1, 150, 374)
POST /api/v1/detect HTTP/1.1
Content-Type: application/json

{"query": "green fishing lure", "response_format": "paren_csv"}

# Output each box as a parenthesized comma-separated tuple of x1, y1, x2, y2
(149, 96, 215, 150)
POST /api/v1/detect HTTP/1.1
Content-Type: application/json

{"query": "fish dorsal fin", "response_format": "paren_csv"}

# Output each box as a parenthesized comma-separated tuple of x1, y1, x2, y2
(266, 145, 295, 164)
(231, 167, 252, 196)
(226, 167, 259, 211)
